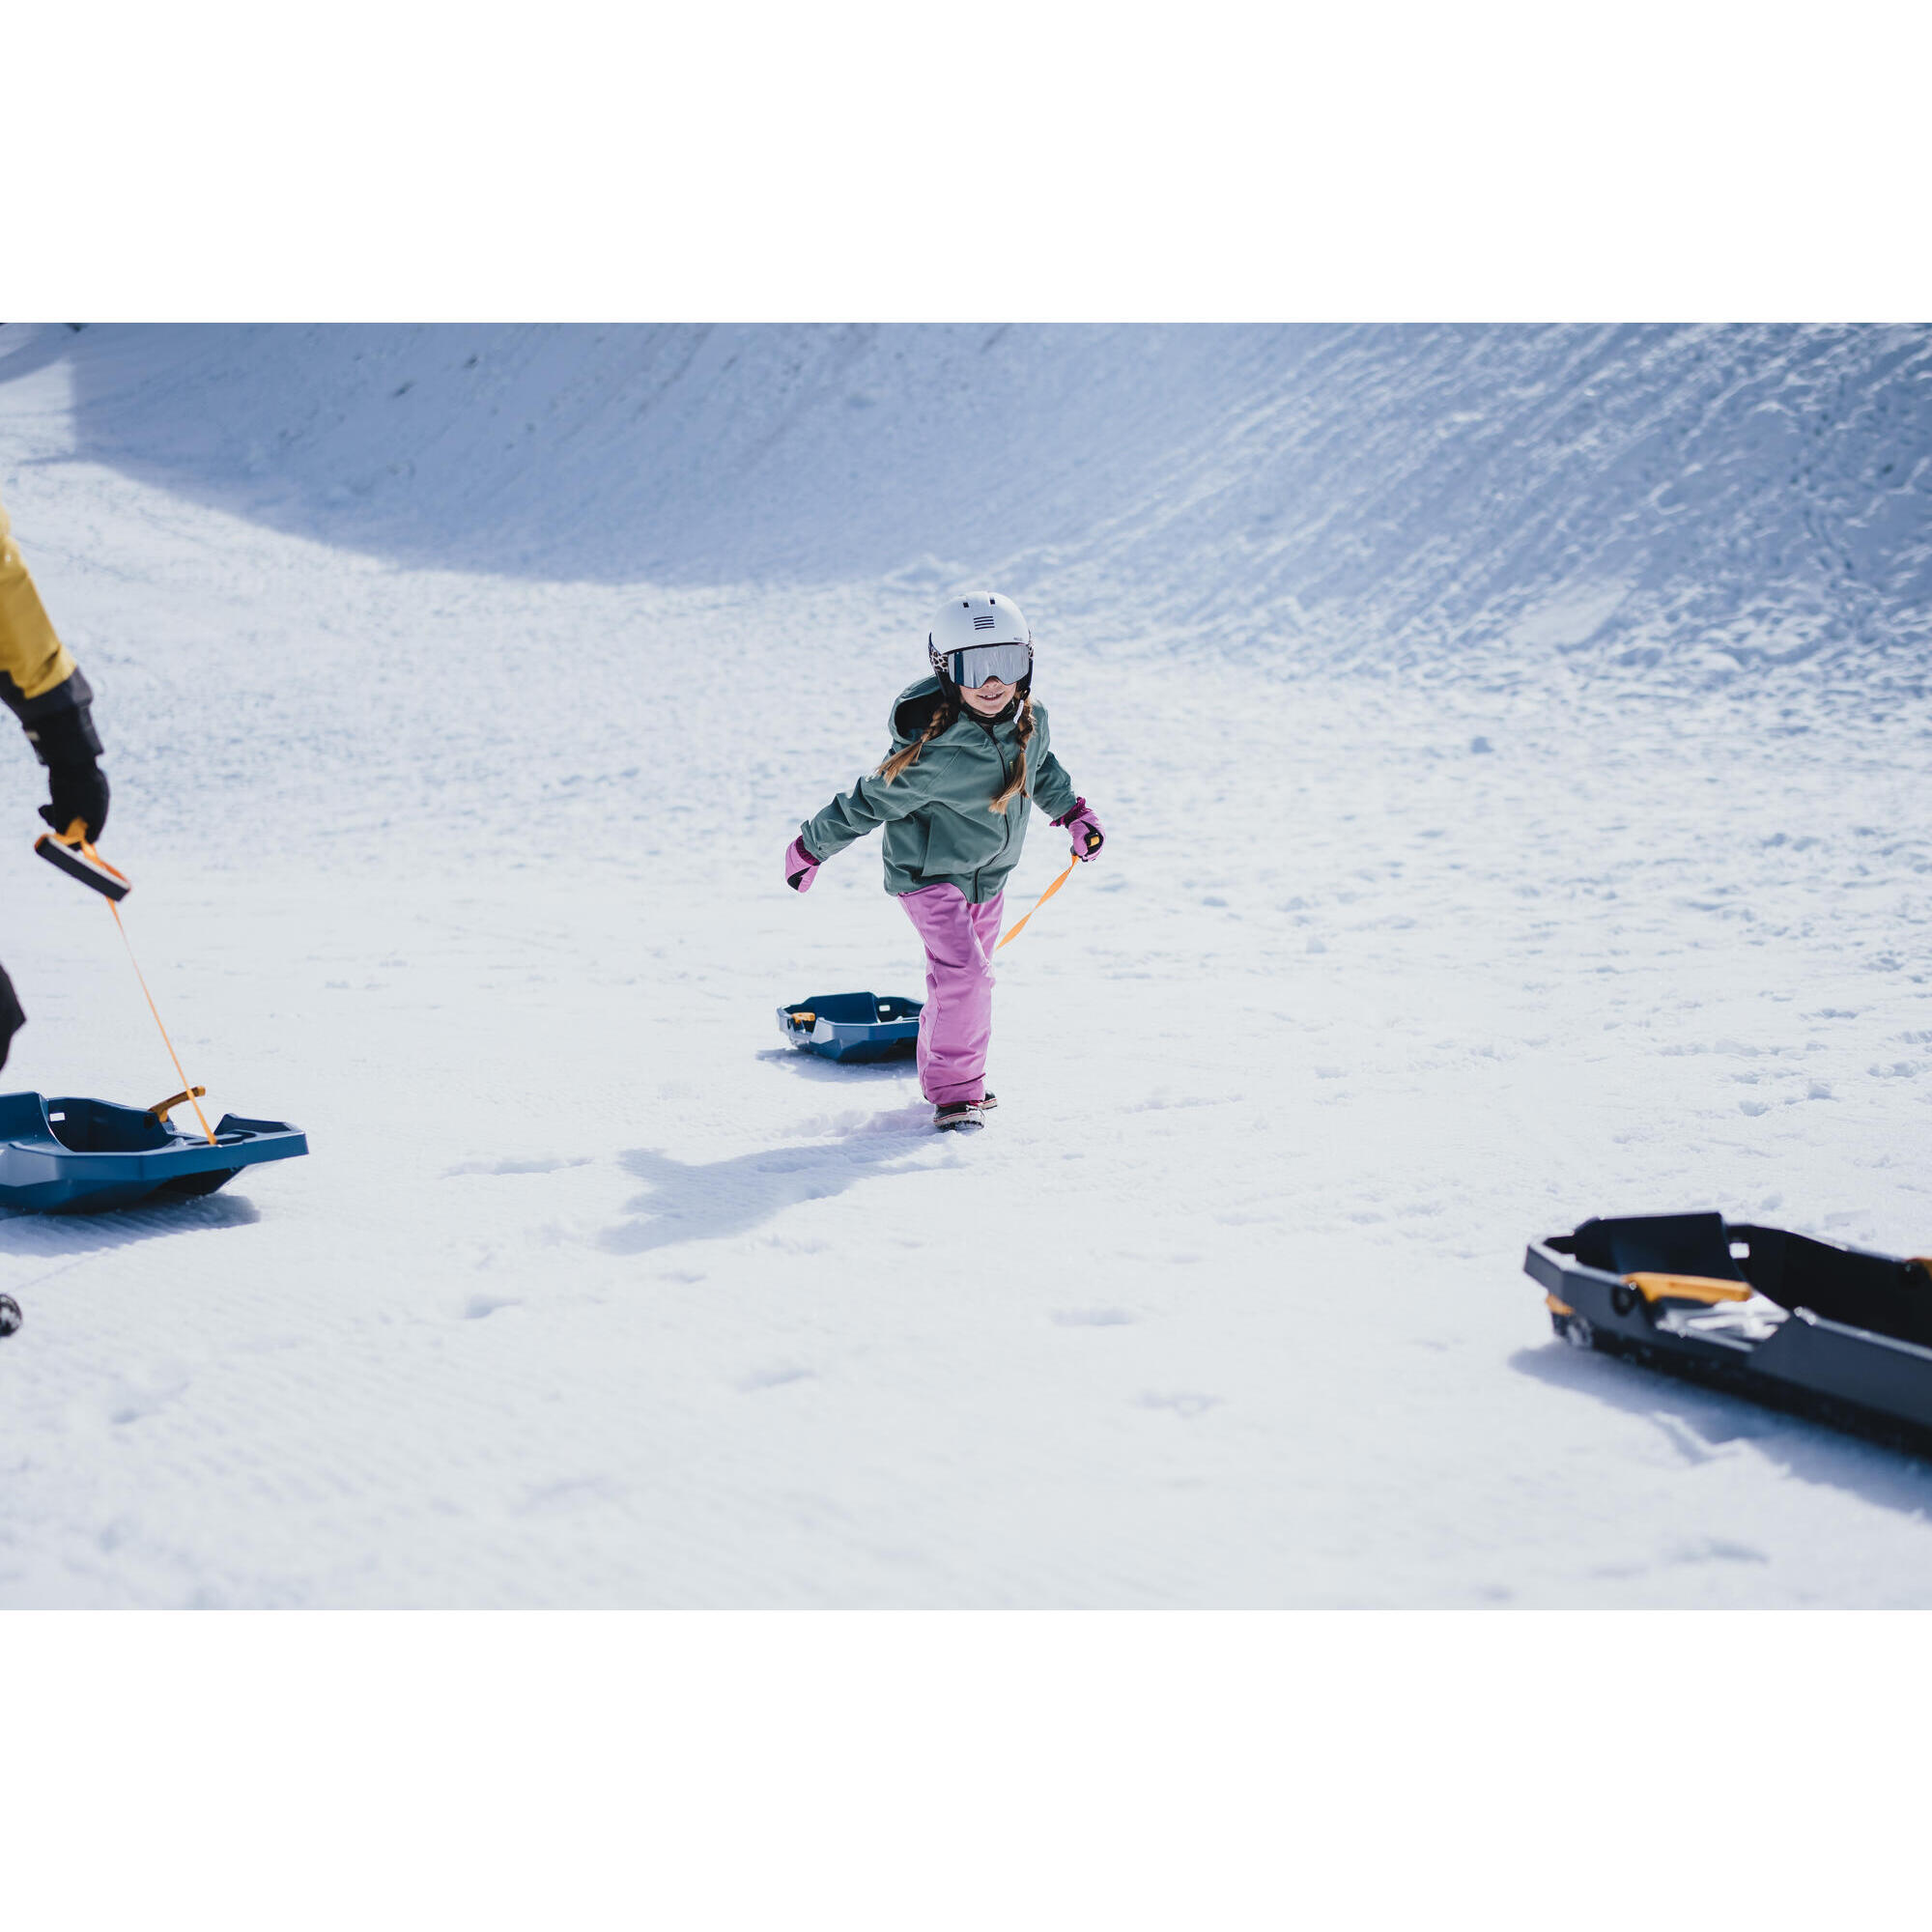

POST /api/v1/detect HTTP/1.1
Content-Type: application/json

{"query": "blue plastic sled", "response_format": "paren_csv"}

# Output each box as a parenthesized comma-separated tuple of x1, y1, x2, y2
(0, 1092, 309, 1214)
(776, 992, 923, 1065)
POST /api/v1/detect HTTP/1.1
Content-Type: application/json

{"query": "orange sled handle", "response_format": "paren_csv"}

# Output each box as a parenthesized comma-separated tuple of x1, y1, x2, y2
(995, 853, 1082, 953)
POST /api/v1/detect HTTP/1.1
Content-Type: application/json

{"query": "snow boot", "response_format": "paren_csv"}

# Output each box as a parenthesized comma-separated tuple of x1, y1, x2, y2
(933, 1100, 984, 1132)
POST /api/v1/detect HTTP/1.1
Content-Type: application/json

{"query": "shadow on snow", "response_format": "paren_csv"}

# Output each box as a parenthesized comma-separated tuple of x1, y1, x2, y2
(600, 1122, 936, 1256)
(0, 1189, 261, 1260)
(752, 1046, 920, 1086)
(1511, 1340, 1932, 1519)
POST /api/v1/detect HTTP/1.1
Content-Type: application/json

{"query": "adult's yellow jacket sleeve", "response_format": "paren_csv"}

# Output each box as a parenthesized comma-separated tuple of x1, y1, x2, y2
(0, 497, 78, 709)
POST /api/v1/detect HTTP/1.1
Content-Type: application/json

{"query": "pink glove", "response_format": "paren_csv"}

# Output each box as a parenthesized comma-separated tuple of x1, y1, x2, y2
(1052, 798, 1104, 861)
(784, 836, 820, 893)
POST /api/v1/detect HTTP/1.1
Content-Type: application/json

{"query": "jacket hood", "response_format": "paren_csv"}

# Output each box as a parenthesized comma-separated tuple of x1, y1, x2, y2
(890, 675, 953, 745)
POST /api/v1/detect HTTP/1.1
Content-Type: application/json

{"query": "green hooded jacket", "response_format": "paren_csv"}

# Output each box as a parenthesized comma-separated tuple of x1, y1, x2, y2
(801, 677, 1081, 903)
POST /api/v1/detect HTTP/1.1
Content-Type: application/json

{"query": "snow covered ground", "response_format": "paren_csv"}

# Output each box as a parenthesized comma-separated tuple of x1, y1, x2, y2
(4, 322, 1932, 1607)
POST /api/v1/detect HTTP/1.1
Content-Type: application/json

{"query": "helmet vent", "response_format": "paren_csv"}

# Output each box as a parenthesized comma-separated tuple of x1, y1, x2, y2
(973, 614, 996, 630)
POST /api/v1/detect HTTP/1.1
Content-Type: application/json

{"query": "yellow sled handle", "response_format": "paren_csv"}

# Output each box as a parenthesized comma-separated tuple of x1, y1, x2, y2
(148, 1087, 209, 1128)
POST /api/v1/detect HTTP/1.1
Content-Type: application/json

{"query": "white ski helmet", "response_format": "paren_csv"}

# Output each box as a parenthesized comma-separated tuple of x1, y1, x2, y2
(927, 592, 1033, 687)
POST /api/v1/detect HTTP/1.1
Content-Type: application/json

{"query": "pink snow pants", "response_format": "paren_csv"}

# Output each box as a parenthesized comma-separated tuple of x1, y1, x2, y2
(898, 883, 1005, 1105)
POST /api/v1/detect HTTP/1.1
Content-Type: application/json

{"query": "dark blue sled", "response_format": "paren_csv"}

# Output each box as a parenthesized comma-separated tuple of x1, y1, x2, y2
(0, 1092, 309, 1214)
(776, 992, 923, 1065)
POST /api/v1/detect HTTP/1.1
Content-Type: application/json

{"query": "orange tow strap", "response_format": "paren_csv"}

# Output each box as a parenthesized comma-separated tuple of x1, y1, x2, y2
(995, 854, 1081, 952)
(66, 828, 218, 1148)
(107, 900, 216, 1146)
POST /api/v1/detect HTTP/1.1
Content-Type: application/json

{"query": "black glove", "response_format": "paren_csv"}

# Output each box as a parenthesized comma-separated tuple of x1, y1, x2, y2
(22, 694, 108, 841)
(40, 764, 110, 842)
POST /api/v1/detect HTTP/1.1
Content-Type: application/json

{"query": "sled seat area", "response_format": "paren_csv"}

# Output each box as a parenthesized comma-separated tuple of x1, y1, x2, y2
(1565, 1210, 1747, 1284)
(782, 993, 916, 1029)
(41, 1095, 176, 1154)
(1730, 1222, 1932, 1348)
(1543, 1209, 1932, 1343)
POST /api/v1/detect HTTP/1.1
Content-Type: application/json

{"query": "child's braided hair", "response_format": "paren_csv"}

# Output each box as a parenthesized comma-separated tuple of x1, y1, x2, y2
(876, 684, 1035, 813)
(875, 684, 957, 784)
(986, 695, 1035, 812)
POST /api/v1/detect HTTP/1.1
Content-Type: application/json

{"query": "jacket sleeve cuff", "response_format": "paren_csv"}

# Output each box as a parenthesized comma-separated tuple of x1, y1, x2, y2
(5, 665, 92, 724)
(13, 669, 101, 765)
(799, 815, 848, 861)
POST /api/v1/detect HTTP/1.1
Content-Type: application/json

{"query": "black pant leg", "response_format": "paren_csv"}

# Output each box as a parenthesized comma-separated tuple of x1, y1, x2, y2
(0, 963, 23, 1073)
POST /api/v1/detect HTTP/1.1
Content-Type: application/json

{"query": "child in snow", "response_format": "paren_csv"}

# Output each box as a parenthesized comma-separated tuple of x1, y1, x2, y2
(784, 593, 1104, 1133)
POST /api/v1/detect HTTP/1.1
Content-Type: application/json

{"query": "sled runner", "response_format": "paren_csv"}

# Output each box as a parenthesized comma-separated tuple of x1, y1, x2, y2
(0, 1092, 308, 1214)
(1527, 1211, 1932, 1451)
(776, 992, 923, 1065)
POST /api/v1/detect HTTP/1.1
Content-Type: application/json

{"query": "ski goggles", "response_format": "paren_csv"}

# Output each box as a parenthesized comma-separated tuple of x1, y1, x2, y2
(937, 640, 1032, 688)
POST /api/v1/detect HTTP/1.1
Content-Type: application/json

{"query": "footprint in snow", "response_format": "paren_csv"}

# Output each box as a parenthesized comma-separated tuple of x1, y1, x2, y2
(1137, 1391, 1220, 1418)
(106, 1367, 191, 1426)
(738, 1365, 815, 1392)
(445, 1156, 591, 1177)
(1666, 1537, 1770, 1566)
(517, 1475, 622, 1518)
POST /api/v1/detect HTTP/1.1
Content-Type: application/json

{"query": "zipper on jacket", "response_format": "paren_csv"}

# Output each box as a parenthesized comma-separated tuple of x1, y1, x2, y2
(964, 709, 1025, 899)
(995, 717, 1023, 872)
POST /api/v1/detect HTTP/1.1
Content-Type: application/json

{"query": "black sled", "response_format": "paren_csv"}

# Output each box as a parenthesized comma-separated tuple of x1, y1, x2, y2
(1526, 1212, 1932, 1454)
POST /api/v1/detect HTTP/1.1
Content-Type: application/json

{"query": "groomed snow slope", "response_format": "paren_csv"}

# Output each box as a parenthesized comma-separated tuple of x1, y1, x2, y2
(3, 322, 1932, 1607)
(29, 322, 1932, 683)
